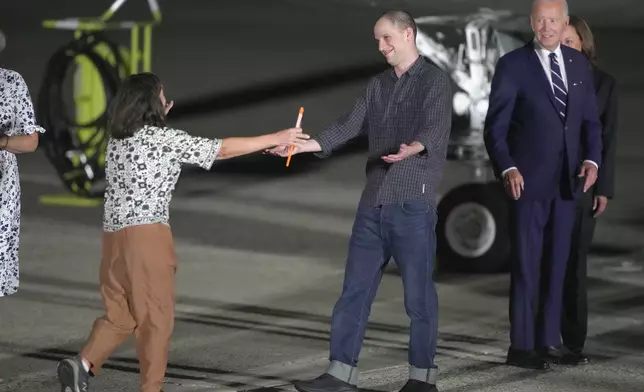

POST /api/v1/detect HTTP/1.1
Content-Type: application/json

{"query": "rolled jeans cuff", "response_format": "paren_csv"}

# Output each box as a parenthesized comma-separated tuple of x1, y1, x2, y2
(409, 365, 438, 385)
(326, 360, 359, 386)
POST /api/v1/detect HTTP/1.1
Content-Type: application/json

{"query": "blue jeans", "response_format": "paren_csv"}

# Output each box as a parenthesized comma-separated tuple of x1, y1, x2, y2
(328, 200, 439, 374)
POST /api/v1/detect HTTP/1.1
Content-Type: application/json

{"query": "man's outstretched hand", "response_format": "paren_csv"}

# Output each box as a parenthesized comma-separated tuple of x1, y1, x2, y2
(264, 145, 296, 157)
(264, 139, 322, 157)
(381, 143, 423, 163)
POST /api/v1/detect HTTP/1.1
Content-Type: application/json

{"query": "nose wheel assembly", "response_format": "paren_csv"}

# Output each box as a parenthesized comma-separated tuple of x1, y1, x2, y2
(415, 9, 529, 273)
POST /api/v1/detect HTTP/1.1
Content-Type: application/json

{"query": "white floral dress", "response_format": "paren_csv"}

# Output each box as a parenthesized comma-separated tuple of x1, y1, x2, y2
(0, 68, 46, 297)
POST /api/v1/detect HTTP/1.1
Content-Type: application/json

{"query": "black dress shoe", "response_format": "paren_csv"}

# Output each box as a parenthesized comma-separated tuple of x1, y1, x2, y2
(506, 348, 550, 370)
(293, 373, 358, 392)
(559, 352, 590, 365)
(538, 346, 563, 363)
(398, 380, 438, 392)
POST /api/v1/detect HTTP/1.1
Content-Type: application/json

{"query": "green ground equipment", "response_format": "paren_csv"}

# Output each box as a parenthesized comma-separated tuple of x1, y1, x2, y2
(37, 0, 162, 206)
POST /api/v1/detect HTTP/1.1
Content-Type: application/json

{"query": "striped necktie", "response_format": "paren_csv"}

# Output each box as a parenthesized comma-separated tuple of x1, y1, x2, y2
(549, 52, 567, 119)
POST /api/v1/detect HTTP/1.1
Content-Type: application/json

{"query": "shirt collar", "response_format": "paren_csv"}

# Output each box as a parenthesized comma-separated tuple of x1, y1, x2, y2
(533, 38, 563, 63)
(390, 55, 425, 79)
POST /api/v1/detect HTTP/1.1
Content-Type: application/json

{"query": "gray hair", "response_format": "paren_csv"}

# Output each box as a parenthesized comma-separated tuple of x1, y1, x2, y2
(378, 10, 417, 38)
(531, 0, 569, 16)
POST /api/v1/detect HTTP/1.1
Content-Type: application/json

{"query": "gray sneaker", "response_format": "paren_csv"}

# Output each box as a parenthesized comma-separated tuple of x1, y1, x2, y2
(57, 356, 90, 392)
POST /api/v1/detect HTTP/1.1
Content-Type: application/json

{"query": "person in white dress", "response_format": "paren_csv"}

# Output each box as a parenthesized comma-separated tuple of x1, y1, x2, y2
(0, 62, 46, 297)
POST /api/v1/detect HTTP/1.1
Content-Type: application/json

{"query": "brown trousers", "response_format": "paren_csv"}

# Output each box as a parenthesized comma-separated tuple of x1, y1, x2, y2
(81, 223, 176, 392)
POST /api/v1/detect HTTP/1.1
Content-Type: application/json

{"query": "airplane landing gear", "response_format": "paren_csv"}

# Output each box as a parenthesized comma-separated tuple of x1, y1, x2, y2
(437, 180, 510, 273)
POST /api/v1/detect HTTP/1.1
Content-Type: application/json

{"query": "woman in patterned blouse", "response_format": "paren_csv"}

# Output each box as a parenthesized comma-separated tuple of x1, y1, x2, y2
(57, 72, 309, 392)
(0, 35, 47, 298)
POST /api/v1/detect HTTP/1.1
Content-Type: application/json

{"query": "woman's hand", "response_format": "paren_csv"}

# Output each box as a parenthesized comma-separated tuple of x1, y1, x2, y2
(272, 127, 310, 147)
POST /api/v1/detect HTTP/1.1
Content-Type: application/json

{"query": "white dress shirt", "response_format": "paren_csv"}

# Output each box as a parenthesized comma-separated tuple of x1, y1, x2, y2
(501, 39, 597, 177)
(533, 40, 568, 92)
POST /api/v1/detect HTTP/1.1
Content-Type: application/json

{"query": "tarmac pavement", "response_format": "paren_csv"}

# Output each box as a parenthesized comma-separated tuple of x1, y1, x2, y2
(1, 1, 644, 391)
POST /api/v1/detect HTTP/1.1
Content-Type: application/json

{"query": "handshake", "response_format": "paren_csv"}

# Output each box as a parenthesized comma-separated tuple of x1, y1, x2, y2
(266, 127, 312, 156)
(264, 106, 321, 166)
(264, 128, 321, 168)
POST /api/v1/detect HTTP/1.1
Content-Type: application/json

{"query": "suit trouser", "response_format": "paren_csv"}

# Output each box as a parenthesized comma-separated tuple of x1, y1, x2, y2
(561, 190, 596, 353)
(509, 196, 576, 351)
(80, 223, 176, 392)
(325, 201, 439, 385)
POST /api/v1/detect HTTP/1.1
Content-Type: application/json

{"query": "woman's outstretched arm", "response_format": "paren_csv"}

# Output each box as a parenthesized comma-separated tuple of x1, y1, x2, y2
(216, 128, 309, 160)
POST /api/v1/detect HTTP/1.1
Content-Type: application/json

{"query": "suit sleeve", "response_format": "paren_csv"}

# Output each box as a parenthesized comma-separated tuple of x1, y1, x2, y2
(581, 64, 603, 167)
(483, 56, 518, 178)
(595, 77, 618, 198)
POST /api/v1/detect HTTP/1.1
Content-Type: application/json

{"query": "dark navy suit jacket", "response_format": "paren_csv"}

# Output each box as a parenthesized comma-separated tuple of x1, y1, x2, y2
(484, 42, 603, 201)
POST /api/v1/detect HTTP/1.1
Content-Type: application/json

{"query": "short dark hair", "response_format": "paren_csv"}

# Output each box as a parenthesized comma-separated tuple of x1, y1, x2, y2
(107, 72, 167, 139)
(568, 15, 597, 65)
(379, 10, 417, 39)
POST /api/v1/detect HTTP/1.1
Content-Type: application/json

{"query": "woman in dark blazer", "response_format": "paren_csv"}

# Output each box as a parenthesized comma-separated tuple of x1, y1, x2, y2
(559, 15, 619, 365)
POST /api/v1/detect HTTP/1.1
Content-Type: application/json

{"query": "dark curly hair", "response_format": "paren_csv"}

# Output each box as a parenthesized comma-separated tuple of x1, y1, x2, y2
(107, 72, 167, 139)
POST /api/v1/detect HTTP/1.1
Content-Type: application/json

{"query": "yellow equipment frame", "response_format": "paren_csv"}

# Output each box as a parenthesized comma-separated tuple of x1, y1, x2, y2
(40, 0, 162, 206)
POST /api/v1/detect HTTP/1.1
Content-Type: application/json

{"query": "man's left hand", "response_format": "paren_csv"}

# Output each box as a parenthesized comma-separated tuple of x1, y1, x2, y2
(593, 195, 608, 217)
(381, 143, 422, 163)
(579, 161, 598, 193)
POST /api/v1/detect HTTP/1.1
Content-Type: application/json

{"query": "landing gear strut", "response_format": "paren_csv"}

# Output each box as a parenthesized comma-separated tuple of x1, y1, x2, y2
(436, 135, 511, 274)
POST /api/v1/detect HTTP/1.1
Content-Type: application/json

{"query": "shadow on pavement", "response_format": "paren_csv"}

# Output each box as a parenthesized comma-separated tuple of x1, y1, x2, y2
(244, 388, 387, 392)
(592, 326, 644, 354)
(17, 272, 644, 347)
(17, 347, 290, 387)
(168, 63, 387, 120)
(162, 59, 377, 179)
(4, 273, 643, 391)
(13, 274, 502, 357)
(181, 137, 368, 181)
(588, 244, 637, 257)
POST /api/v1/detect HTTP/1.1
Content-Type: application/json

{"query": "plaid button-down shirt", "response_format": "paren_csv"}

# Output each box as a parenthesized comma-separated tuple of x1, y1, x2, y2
(314, 56, 452, 209)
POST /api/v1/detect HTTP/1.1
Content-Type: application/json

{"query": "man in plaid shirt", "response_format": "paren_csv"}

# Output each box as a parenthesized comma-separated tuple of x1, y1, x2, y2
(268, 10, 452, 392)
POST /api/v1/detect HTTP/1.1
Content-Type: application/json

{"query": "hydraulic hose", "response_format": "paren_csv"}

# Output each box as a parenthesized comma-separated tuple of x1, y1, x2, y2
(36, 32, 126, 198)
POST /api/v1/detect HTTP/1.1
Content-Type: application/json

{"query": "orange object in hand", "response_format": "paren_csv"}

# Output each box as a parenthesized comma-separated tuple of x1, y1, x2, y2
(286, 106, 304, 167)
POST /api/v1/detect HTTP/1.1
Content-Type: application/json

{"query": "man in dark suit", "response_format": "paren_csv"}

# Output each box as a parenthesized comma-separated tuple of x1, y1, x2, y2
(484, 0, 602, 369)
